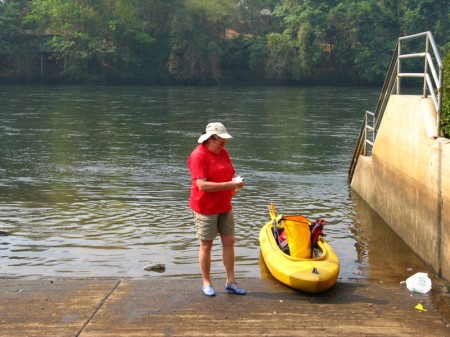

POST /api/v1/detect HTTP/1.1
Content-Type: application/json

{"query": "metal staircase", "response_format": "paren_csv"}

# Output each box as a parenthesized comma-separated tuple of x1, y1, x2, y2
(348, 31, 443, 182)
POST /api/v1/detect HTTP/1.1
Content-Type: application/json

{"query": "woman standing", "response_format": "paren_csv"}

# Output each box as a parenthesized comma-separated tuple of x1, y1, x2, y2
(188, 122, 246, 296)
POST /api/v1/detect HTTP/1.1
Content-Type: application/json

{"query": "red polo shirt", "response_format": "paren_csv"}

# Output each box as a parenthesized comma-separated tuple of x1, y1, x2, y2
(188, 144, 235, 214)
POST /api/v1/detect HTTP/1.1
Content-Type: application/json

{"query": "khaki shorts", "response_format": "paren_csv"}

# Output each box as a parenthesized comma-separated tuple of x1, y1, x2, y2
(193, 211, 235, 240)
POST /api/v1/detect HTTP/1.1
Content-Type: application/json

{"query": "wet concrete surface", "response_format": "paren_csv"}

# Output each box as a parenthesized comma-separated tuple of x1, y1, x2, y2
(0, 277, 449, 337)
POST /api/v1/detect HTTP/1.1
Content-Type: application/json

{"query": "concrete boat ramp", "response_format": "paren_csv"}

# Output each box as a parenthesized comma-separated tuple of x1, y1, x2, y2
(1, 277, 449, 336)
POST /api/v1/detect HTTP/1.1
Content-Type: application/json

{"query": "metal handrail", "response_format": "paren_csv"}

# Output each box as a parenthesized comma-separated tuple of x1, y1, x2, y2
(348, 31, 443, 181)
(348, 44, 398, 180)
(364, 111, 375, 155)
(397, 31, 443, 132)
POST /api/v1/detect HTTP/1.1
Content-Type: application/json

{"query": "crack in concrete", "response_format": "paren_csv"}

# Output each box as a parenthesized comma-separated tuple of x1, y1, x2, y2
(75, 279, 122, 336)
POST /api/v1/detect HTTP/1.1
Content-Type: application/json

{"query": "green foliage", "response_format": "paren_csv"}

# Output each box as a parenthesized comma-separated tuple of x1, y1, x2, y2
(328, 1, 395, 84)
(185, 0, 234, 20)
(398, 0, 449, 46)
(0, 0, 40, 78)
(0, 0, 448, 84)
(219, 37, 249, 82)
(167, 7, 209, 83)
(23, 0, 169, 81)
(0, 1, 21, 51)
(248, 38, 269, 81)
(265, 32, 297, 81)
(296, 22, 322, 81)
(441, 52, 450, 138)
(167, 0, 238, 83)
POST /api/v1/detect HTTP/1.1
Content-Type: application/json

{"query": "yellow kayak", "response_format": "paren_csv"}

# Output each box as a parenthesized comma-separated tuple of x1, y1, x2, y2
(259, 215, 340, 293)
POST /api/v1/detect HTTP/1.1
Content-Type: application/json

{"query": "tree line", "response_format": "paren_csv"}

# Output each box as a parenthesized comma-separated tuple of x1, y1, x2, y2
(0, 0, 448, 86)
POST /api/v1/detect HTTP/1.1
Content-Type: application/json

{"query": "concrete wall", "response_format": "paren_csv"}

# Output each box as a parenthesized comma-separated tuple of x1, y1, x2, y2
(351, 95, 450, 281)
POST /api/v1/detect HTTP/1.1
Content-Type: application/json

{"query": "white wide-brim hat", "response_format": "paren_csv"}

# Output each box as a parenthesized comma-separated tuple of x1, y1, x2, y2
(198, 122, 233, 143)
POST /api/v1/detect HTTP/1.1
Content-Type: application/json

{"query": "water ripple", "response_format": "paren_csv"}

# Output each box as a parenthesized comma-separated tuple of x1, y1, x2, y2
(0, 86, 431, 282)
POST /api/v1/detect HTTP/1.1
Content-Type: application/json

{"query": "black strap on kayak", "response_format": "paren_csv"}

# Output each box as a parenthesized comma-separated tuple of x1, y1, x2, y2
(269, 202, 281, 245)
(310, 219, 325, 257)
(272, 218, 280, 244)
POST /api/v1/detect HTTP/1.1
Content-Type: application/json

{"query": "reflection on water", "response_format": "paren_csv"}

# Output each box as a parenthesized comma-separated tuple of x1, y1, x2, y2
(0, 85, 436, 284)
(348, 191, 435, 282)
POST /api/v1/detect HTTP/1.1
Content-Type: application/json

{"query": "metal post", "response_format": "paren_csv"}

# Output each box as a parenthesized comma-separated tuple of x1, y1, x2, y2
(363, 114, 367, 155)
(397, 40, 401, 95)
(423, 36, 429, 98)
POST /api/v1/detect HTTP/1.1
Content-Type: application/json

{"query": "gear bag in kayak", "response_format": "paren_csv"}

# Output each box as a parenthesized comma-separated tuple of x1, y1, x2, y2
(281, 215, 311, 259)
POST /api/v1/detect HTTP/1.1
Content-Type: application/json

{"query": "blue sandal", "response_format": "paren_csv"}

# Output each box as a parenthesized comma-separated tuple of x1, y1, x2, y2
(225, 282, 246, 295)
(202, 284, 216, 297)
